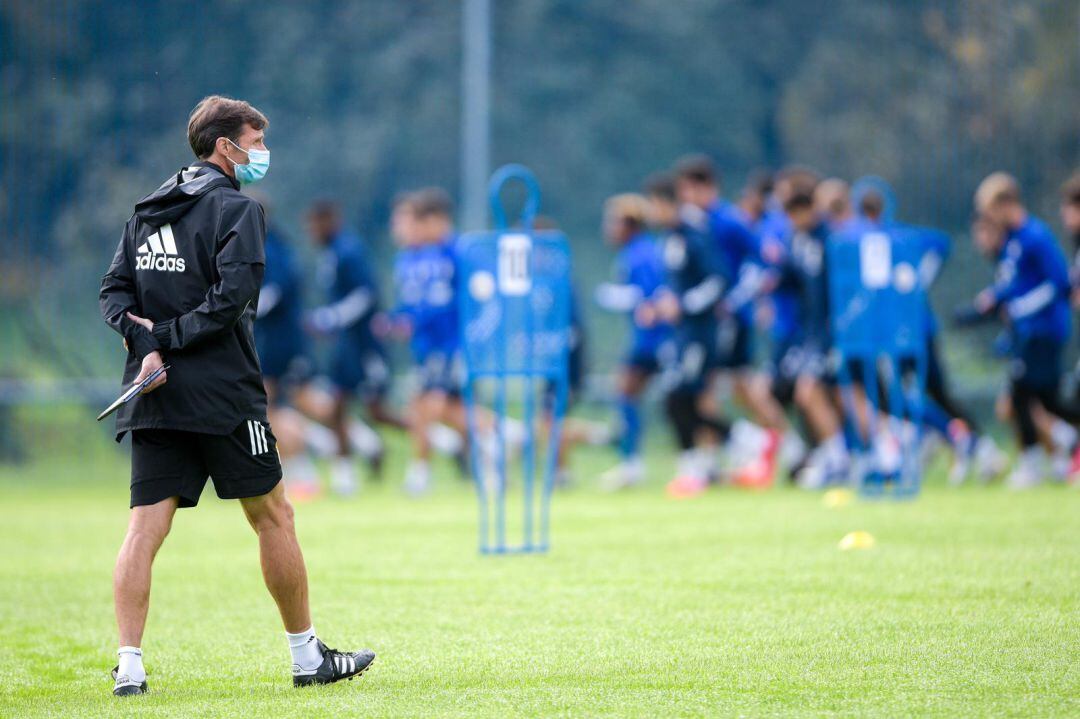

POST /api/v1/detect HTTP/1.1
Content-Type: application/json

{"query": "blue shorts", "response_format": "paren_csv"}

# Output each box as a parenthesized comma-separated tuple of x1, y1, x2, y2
(330, 345, 391, 399)
(716, 317, 754, 370)
(259, 344, 315, 400)
(258, 338, 307, 379)
(774, 341, 829, 382)
(416, 350, 463, 395)
(1009, 336, 1063, 393)
(545, 342, 586, 411)
(669, 333, 718, 393)
(623, 340, 675, 376)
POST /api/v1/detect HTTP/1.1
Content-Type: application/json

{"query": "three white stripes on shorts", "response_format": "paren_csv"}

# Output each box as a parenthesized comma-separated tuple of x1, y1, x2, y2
(247, 420, 268, 455)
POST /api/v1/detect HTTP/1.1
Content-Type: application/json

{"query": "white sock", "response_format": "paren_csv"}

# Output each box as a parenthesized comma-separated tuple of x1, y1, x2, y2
(675, 450, 700, 479)
(823, 433, 848, 461)
(779, 432, 808, 467)
(503, 417, 527, 448)
(405, 460, 431, 495)
(303, 421, 339, 457)
(407, 459, 431, 477)
(428, 423, 464, 455)
(282, 455, 318, 486)
(286, 626, 323, 671)
(583, 421, 613, 446)
(117, 646, 145, 682)
(331, 457, 358, 494)
(348, 422, 383, 459)
(1050, 419, 1077, 452)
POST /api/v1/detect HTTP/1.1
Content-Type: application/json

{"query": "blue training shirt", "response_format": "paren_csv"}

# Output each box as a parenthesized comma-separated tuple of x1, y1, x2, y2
(595, 232, 671, 355)
(312, 231, 383, 351)
(394, 235, 460, 361)
(255, 225, 305, 362)
(706, 200, 765, 324)
(777, 219, 831, 348)
(988, 215, 1071, 344)
(661, 216, 726, 344)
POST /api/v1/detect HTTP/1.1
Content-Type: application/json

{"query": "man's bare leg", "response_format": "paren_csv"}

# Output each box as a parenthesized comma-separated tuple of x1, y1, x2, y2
(240, 481, 375, 685)
(115, 496, 179, 647)
(240, 483, 310, 632)
(734, 371, 788, 432)
(111, 495, 178, 693)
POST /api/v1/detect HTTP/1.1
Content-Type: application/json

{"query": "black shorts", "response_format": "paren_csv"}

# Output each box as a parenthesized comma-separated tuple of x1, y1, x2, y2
(716, 317, 754, 370)
(130, 420, 282, 509)
(331, 344, 391, 399)
(1009, 335, 1064, 393)
(670, 338, 718, 394)
(623, 340, 676, 376)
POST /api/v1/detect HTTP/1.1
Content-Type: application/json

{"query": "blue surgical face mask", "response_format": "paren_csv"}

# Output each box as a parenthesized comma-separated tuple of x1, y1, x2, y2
(227, 139, 270, 185)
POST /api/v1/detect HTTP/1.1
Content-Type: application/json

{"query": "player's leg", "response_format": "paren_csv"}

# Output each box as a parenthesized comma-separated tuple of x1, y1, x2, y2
(112, 428, 207, 697)
(405, 389, 441, 495)
(112, 496, 178, 695)
(114, 498, 178, 647)
(240, 482, 310, 631)
(366, 396, 408, 431)
(722, 322, 785, 485)
(266, 361, 320, 499)
(601, 363, 649, 489)
(203, 421, 372, 685)
(361, 349, 408, 431)
(271, 405, 322, 501)
(768, 354, 810, 478)
(618, 365, 649, 455)
(1005, 337, 1063, 488)
(1009, 381, 1045, 488)
(328, 389, 360, 495)
(663, 388, 712, 497)
(344, 350, 398, 479)
(291, 381, 336, 424)
(733, 371, 787, 431)
(239, 483, 375, 685)
(923, 336, 1005, 484)
(405, 351, 467, 494)
(328, 345, 387, 494)
(728, 321, 787, 434)
(792, 373, 849, 489)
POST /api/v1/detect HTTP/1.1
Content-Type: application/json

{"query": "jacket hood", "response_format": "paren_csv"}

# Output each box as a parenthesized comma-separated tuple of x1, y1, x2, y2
(134, 162, 237, 226)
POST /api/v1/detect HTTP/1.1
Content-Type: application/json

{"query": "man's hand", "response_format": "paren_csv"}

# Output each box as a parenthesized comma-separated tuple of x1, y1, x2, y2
(634, 301, 658, 329)
(127, 312, 154, 332)
(135, 350, 167, 394)
(973, 290, 996, 314)
(654, 292, 681, 324)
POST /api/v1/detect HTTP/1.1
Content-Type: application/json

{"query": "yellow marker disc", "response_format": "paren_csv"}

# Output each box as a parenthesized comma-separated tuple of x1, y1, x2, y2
(838, 530, 876, 550)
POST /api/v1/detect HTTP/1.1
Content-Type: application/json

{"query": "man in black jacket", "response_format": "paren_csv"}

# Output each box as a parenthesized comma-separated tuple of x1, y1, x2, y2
(100, 95, 373, 696)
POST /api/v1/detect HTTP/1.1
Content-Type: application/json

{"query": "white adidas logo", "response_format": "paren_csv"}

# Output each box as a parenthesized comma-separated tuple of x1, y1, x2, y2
(136, 223, 186, 272)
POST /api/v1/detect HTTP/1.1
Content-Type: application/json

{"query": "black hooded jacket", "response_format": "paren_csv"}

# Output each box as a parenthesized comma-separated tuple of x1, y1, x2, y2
(100, 161, 268, 436)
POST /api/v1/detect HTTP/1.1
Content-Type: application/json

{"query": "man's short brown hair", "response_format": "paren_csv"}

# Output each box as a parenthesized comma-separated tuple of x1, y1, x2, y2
(1061, 172, 1080, 206)
(187, 95, 268, 159)
(858, 189, 885, 219)
(643, 172, 677, 202)
(411, 187, 454, 219)
(605, 193, 649, 228)
(673, 154, 718, 187)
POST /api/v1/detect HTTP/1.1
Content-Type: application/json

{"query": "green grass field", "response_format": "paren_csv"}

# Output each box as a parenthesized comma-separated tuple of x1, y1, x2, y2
(0, 442, 1078, 718)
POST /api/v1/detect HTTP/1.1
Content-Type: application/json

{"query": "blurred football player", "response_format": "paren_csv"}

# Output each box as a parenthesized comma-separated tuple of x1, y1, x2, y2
(594, 193, 673, 489)
(963, 173, 1077, 488)
(306, 199, 403, 495)
(644, 173, 734, 497)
